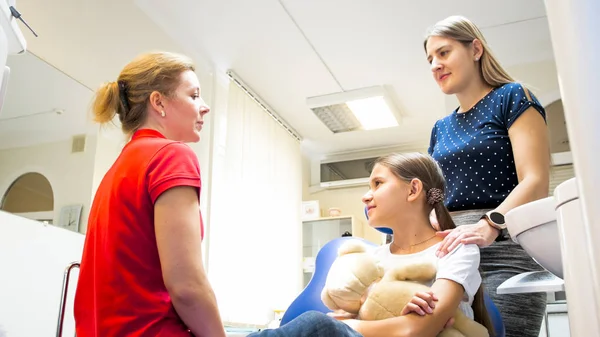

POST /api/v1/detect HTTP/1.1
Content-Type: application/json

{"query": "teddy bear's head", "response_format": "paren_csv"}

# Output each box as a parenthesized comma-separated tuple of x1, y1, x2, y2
(320, 240, 384, 314)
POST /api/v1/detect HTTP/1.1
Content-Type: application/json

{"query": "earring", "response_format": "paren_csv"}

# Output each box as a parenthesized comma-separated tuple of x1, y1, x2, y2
(161, 111, 166, 117)
(475, 57, 480, 61)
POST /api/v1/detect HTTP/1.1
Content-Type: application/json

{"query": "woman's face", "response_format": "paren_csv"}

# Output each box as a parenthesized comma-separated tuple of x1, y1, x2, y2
(362, 163, 412, 228)
(425, 36, 478, 95)
(163, 70, 210, 143)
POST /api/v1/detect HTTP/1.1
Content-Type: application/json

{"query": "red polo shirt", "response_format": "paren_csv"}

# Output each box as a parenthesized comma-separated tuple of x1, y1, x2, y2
(74, 129, 203, 336)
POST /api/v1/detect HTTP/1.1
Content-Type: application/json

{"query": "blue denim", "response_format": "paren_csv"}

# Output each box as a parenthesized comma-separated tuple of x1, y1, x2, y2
(247, 311, 363, 337)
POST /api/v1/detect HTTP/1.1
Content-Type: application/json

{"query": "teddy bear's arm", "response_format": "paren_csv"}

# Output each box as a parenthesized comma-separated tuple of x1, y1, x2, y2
(320, 287, 340, 311)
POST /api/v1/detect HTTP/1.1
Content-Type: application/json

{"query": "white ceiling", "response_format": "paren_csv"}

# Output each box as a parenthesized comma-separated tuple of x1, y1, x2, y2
(136, 0, 554, 156)
(1, 0, 556, 156)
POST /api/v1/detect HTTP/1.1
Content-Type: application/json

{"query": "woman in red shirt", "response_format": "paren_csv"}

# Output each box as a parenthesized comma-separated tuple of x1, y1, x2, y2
(74, 51, 226, 337)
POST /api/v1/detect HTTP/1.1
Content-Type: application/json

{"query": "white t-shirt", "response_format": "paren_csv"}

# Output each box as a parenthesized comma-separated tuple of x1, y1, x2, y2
(371, 242, 481, 319)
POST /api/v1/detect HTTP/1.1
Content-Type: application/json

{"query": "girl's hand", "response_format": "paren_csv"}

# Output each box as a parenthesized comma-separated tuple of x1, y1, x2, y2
(400, 291, 456, 329)
(436, 219, 498, 258)
(400, 291, 438, 316)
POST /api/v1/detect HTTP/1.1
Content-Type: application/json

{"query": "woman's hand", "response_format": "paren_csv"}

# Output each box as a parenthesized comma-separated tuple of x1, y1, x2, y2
(436, 219, 499, 258)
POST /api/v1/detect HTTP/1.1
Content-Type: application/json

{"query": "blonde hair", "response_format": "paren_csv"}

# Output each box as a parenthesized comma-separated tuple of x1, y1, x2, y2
(92, 51, 195, 134)
(375, 152, 494, 335)
(424, 15, 514, 88)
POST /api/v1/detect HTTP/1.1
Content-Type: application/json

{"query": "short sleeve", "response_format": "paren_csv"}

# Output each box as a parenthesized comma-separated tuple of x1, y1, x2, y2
(436, 243, 481, 303)
(146, 142, 201, 203)
(501, 83, 546, 129)
(428, 122, 438, 155)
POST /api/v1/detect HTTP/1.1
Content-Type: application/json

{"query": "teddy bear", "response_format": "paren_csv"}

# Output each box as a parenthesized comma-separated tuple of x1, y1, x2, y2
(321, 240, 489, 337)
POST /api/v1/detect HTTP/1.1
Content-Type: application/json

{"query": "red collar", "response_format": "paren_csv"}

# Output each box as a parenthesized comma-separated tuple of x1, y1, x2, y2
(131, 128, 166, 140)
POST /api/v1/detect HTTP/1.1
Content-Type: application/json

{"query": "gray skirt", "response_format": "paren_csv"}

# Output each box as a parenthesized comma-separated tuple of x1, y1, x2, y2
(451, 210, 546, 337)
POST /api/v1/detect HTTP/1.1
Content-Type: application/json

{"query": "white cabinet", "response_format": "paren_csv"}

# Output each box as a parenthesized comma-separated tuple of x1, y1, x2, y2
(301, 216, 354, 287)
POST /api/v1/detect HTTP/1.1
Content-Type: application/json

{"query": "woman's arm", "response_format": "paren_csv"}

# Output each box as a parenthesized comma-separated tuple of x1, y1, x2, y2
(437, 106, 550, 254)
(155, 186, 226, 337)
(349, 279, 464, 337)
(473, 106, 550, 242)
(494, 106, 551, 215)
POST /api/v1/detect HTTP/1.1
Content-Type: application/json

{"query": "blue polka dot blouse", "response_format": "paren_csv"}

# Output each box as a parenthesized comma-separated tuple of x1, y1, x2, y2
(428, 83, 546, 212)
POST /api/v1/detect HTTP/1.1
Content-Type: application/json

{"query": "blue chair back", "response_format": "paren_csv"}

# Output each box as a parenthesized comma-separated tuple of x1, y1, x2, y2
(281, 237, 505, 337)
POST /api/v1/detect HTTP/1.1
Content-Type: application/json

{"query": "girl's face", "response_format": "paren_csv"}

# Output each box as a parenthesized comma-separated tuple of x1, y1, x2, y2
(425, 36, 479, 95)
(362, 164, 418, 228)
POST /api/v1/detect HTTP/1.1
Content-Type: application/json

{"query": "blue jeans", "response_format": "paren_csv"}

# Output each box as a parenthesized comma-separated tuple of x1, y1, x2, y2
(247, 311, 363, 337)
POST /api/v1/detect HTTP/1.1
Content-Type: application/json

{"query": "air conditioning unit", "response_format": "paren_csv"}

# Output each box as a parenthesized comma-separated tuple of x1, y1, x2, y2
(314, 156, 378, 189)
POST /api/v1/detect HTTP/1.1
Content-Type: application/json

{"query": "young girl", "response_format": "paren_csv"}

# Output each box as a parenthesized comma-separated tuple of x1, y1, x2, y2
(248, 152, 492, 337)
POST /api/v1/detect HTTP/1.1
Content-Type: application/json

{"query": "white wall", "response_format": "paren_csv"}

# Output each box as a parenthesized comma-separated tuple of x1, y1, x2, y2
(0, 137, 97, 231)
(0, 211, 85, 337)
(91, 126, 127, 203)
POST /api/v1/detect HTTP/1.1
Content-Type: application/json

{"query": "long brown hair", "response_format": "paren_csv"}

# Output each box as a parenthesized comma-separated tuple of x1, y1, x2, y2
(424, 15, 514, 89)
(91, 51, 195, 135)
(374, 152, 494, 335)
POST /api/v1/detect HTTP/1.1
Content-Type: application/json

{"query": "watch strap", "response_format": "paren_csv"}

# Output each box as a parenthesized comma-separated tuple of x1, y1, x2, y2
(481, 214, 510, 242)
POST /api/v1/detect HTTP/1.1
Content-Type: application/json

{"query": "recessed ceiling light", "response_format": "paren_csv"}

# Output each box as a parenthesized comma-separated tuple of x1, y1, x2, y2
(307, 86, 400, 133)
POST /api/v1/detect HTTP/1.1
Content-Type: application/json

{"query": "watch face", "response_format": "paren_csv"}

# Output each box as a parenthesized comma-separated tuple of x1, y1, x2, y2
(490, 212, 505, 225)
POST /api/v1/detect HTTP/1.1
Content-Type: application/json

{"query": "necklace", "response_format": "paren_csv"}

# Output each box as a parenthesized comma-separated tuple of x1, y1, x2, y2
(391, 234, 437, 251)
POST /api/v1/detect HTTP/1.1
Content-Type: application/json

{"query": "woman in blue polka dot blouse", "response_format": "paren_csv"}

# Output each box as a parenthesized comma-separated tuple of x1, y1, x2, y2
(424, 16, 550, 337)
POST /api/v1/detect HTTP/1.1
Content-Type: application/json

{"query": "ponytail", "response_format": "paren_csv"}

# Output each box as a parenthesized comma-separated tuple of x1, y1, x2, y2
(91, 82, 122, 125)
(433, 202, 456, 231)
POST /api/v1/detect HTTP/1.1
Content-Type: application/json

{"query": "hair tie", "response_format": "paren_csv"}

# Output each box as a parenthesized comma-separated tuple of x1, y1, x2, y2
(117, 80, 130, 113)
(426, 188, 444, 205)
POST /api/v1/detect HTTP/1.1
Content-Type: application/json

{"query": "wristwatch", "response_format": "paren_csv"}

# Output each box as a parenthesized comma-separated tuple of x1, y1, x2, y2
(481, 211, 509, 241)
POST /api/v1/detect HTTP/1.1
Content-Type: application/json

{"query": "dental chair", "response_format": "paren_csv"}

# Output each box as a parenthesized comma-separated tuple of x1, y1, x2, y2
(281, 223, 506, 337)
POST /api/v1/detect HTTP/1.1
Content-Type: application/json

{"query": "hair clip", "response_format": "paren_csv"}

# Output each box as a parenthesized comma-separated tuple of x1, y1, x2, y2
(117, 80, 130, 112)
(427, 188, 444, 205)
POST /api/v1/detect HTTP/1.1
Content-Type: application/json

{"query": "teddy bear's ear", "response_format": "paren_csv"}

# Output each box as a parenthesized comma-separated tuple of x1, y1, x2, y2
(337, 240, 367, 256)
